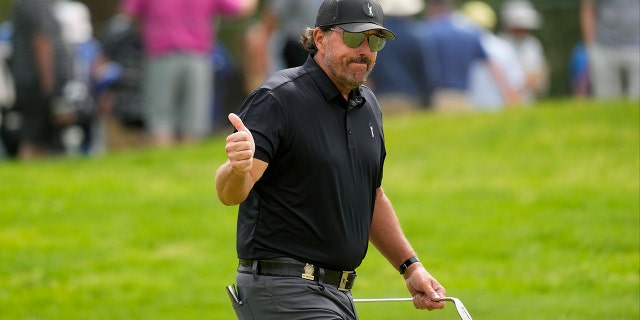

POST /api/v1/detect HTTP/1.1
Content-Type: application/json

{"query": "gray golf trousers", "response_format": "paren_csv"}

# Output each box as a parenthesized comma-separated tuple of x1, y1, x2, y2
(232, 272, 358, 319)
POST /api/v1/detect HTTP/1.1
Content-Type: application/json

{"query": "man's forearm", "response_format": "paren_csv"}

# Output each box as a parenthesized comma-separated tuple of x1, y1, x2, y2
(215, 158, 267, 206)
(580, 0, 596, 45)
(369, 188, 418, 269)
(215, 161, 252, 205)
(488, 60, 521, 106)
(32, 34, 55, 95)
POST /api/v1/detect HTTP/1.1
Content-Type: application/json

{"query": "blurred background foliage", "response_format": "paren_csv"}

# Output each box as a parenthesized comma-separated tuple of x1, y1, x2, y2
(0, 0, 581, 97)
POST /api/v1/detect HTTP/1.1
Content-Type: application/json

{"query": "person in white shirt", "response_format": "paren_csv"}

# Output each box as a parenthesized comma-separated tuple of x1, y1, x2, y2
(499, 0, 548, 104)
(462, 1, 525, 110)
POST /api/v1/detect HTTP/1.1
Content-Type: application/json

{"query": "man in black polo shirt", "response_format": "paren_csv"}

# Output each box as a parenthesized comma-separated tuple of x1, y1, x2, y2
(215, 0, 447, 318)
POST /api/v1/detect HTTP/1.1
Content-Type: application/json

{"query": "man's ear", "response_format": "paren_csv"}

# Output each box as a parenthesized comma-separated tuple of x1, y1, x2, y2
(313, 28, 326, 52)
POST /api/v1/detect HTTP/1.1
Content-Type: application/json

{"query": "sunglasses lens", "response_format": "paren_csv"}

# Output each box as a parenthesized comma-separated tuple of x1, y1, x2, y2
(368, 35, 387, 52)
(339, 30, 387, 52)
(342, 31, 365, 48)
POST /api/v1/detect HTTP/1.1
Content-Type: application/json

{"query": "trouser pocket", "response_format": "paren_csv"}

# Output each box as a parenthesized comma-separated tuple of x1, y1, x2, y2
(232, 300, 254, 320)
(227, 284, 254, 320)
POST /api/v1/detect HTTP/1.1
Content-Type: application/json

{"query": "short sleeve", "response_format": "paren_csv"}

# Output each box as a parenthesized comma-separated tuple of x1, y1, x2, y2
(236, 88, 285, 163)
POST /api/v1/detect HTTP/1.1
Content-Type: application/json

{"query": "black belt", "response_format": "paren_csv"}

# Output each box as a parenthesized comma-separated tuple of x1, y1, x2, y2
(238, 259, 357, 291)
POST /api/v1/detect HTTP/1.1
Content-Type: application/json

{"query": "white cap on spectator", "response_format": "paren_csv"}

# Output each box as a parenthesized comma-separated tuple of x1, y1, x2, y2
(378, 0, 424, 17)
(501, 0, 541, 30)
(55, 0, 93, 44)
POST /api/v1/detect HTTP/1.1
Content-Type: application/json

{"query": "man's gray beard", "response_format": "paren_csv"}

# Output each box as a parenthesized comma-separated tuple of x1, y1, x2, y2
(324, 55, 373, 91)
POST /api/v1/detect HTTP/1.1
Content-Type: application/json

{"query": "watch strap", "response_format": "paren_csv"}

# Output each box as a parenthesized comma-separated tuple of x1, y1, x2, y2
(399, 256, 420, 275)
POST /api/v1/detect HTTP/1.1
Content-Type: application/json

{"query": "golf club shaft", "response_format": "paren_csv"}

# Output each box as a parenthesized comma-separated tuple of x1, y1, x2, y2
(354, 296, 473, 320)
(353, 298, 413, 303)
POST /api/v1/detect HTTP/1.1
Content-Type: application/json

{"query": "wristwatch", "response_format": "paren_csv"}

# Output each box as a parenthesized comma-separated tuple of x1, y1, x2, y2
(399, 256, 420, 275)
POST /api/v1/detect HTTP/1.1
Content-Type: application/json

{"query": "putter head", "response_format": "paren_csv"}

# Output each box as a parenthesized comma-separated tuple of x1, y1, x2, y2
(441, 297, 472, 320)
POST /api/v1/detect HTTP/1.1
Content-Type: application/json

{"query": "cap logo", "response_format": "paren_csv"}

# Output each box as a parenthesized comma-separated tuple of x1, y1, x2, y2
(363, 2, 376, 18)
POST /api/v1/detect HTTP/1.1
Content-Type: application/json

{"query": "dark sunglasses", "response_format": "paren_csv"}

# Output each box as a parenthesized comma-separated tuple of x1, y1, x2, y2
(330, 28, 387, 52)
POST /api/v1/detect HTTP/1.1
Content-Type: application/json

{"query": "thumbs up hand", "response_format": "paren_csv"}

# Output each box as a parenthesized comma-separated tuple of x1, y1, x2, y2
(225, 113, 255, 174)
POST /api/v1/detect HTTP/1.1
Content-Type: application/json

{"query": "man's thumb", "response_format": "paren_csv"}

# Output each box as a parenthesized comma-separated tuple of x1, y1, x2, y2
(228, 113, 248, 132)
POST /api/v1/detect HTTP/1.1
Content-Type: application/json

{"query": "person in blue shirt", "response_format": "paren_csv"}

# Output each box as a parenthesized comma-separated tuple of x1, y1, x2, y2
(569, 42, 591, 98)
(417, 0, 518, 112)
(370, 0, 433, 112)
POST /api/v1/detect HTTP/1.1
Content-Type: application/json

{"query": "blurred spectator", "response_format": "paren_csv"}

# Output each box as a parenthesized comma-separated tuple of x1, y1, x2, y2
(371, 0, 432, 113)
(243, 0, 322, 91)
(10, 0, 72, 160)
(499, 0, 548, 104)
(569, 42, 591, 98)
(418, 0, 518, 112)
(461, 0, 525, 110)
(209, 41, 246, 133)
(241, 19, 270, 93)
(0, 21, 14, 111)
(54, 0, 123, 156)
(0, 21, 15, 159)
(580, 0, 640, 100)
(119, 0, 257, 147)
(264, 0, 324, 71)
(99, 13, 146, 151)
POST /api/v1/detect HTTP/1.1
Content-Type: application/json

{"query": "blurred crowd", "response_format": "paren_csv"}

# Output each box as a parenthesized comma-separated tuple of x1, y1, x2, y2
(0, 0, 637, 161)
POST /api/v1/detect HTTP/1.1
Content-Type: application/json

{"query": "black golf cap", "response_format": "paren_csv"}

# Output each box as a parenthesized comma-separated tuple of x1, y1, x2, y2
(315, 0, 396, 39)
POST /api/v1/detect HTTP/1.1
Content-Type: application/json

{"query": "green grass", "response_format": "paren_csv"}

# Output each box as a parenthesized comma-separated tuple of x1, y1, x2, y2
(1, 100, 638, 319)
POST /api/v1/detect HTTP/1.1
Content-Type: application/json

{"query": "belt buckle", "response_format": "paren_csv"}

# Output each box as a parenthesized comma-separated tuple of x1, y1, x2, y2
(338, 271, 353, 291)
(302, 263, 315, 281)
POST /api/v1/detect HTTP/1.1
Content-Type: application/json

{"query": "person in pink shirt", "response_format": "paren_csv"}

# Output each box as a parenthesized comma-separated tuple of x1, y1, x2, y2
(120, 0, 256, 146)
